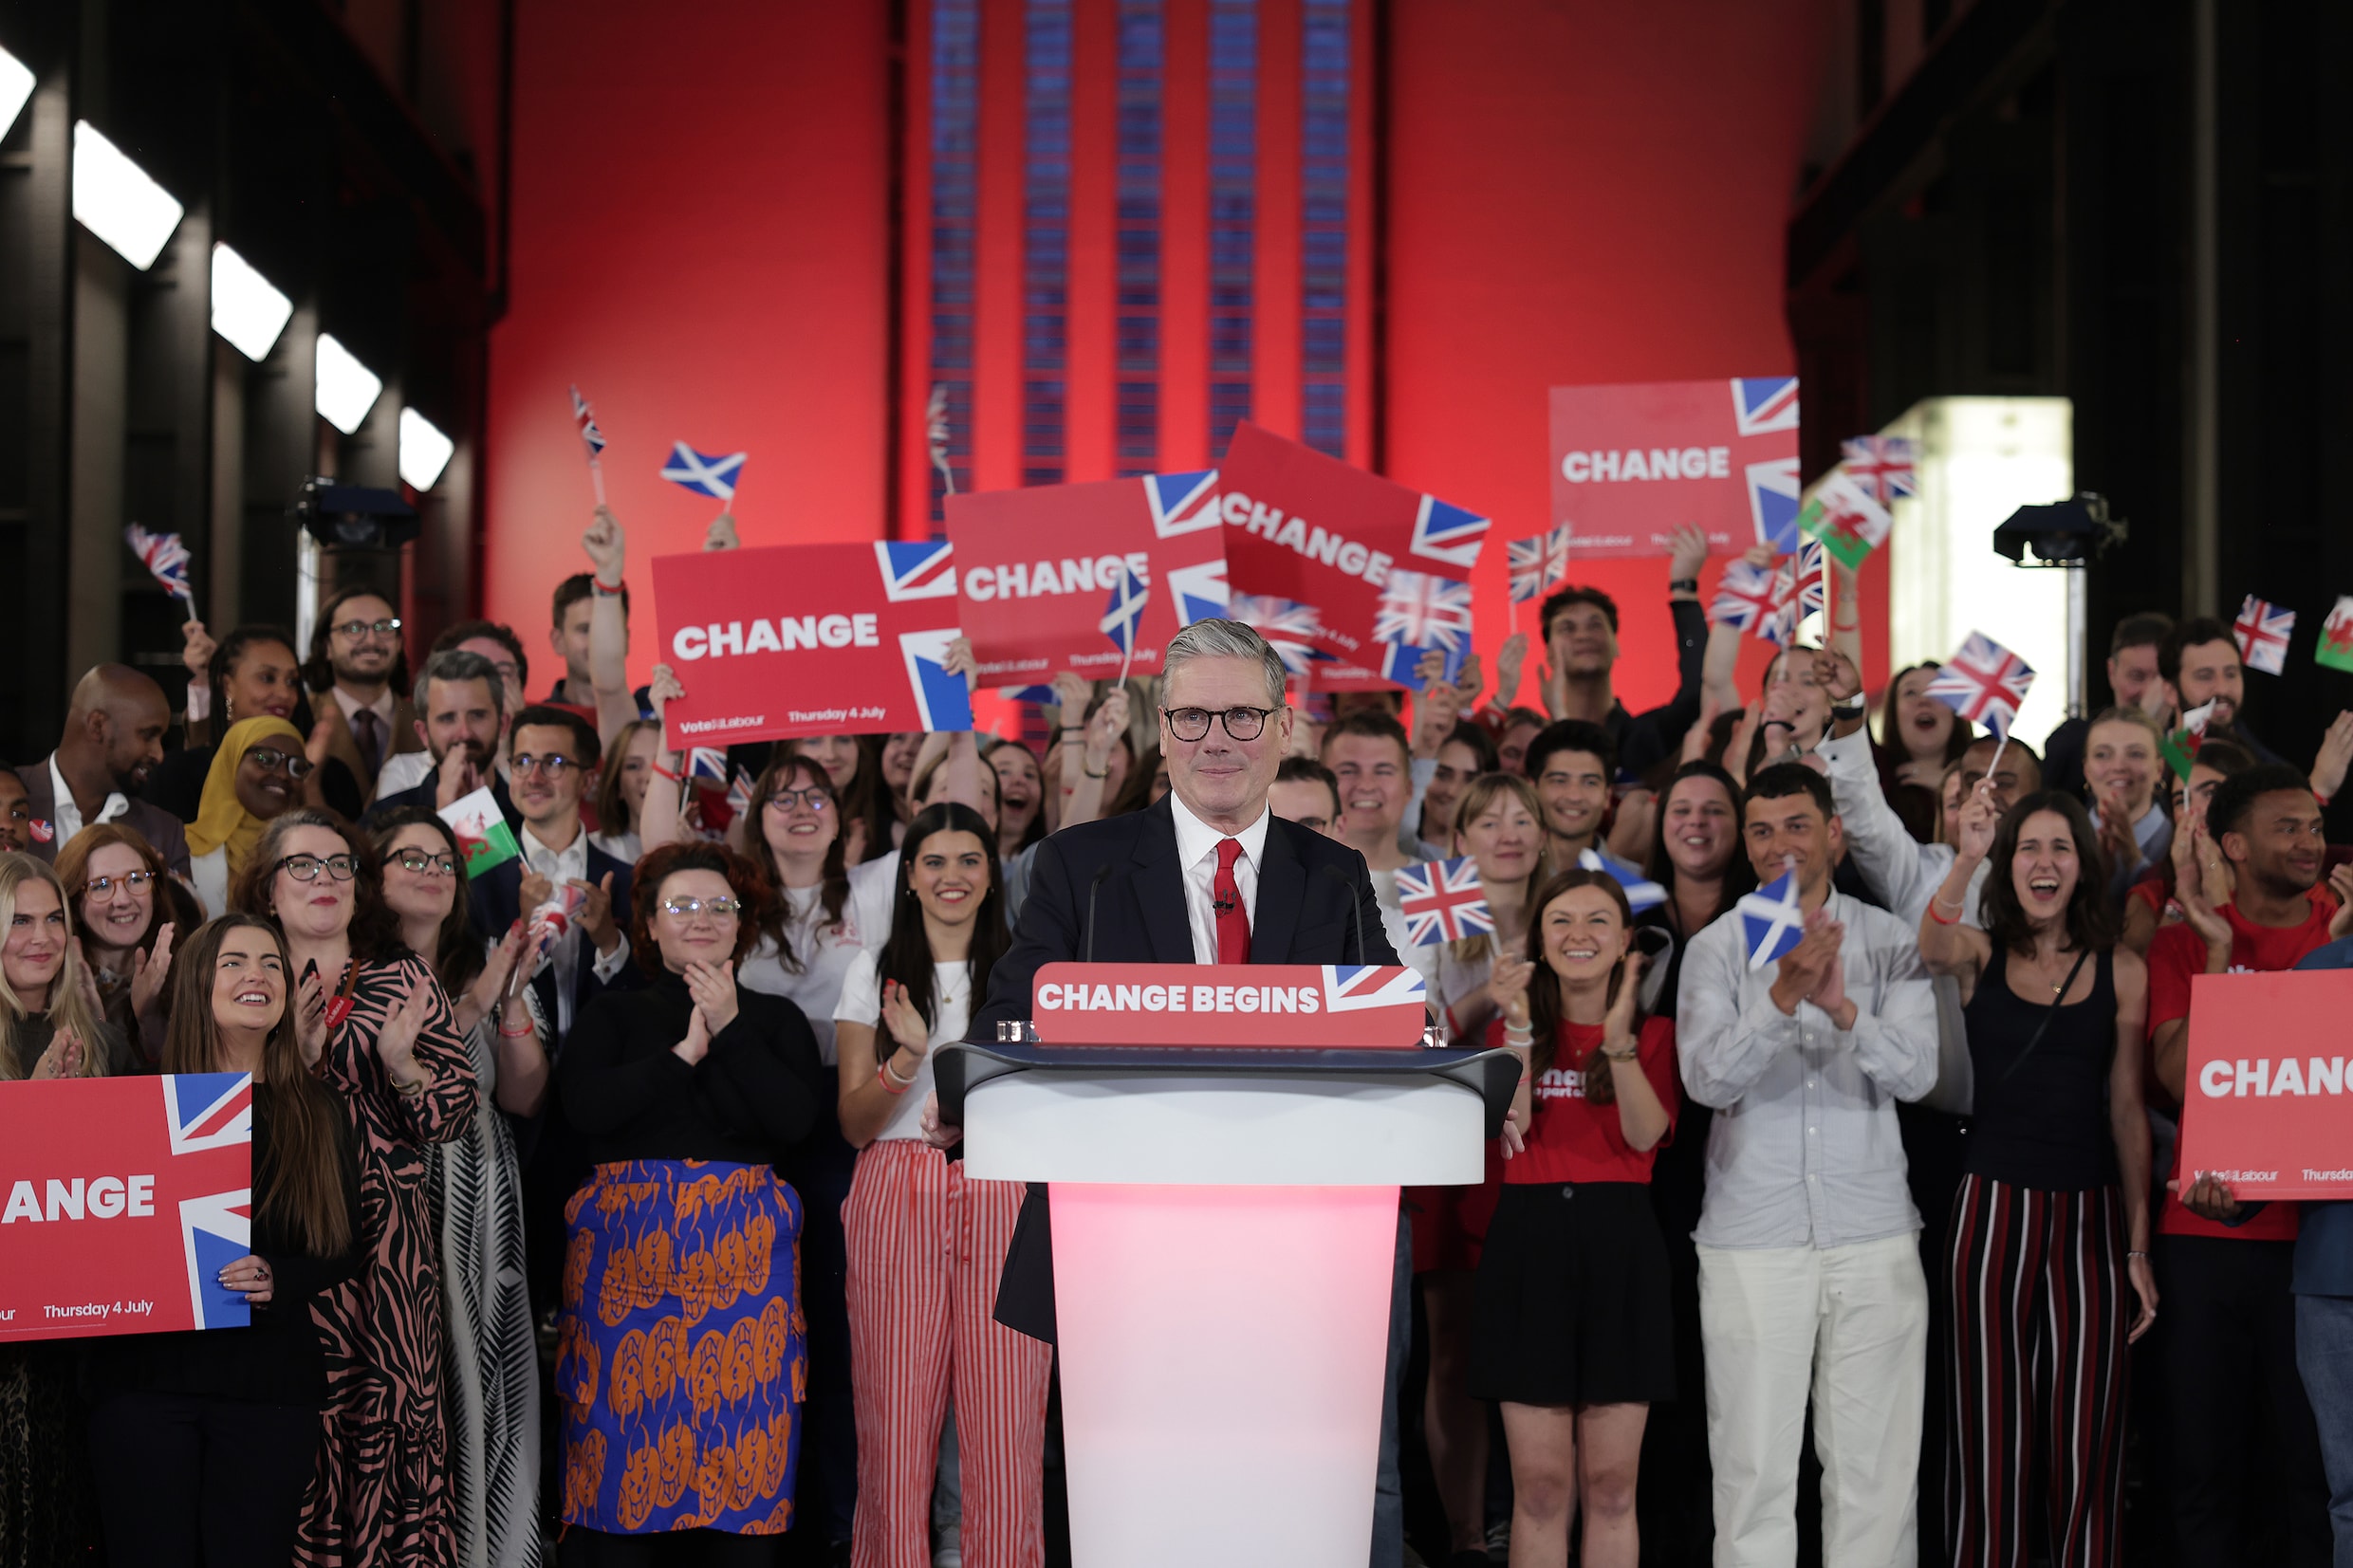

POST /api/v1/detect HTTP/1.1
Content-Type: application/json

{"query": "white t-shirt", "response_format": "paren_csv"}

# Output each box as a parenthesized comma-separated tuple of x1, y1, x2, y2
(845, 854, 905, 953)
(1364, 865, 1436, 985)
(833, 950, 972, 1145)
(738, 882, 874, 1065)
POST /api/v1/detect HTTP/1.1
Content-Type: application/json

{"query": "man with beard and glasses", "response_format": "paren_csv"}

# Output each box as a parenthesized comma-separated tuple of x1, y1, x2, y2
(2157, 617, 2284, 768)
(303, 584, 422, 803)
(361, 650, 522, 837)
(17, 664, 191, 877)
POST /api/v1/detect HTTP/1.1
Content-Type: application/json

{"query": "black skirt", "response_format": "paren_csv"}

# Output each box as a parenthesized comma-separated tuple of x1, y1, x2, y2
(1468, 1180, 1676, 1408)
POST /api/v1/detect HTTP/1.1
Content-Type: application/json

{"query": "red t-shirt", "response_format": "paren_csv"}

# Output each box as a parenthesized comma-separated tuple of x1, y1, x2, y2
(2147, 894, 2340, 1241)
(1491, 1014, 1680, 1186)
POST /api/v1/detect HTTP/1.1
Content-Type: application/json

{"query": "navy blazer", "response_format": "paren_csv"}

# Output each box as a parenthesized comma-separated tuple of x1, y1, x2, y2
(468, 836, 639, 1045)
(968, 792, 1402, 1342)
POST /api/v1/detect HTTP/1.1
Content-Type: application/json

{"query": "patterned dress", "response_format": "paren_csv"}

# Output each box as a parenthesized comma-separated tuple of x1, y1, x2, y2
(298, 953, 480, 1567)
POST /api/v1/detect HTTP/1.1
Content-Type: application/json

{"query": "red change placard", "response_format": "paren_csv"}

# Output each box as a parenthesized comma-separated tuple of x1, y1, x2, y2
(653, 541, 973, 747)
(1547, 378, 1803, 559)
(1216, 422, 1489, 692)
(2176, 969, 2353, 1199)
(947, 471, 1230, 685)
(0, 1074, 255, 1342)
(1031, 962, 1429, 1047)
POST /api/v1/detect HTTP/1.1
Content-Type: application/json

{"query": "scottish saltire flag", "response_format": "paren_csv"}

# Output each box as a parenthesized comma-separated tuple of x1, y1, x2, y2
(1374, 571, 1474, 653)
(1840, 434, 1918, 505)
(1101, 564, 1149, 653)
(726, 767, 755, 817)
(2233, 595, 2295, 676)
(570, 385, 606, 456)
(1577, 847, 1665, 913)
(1737, 869, 1807, 971)
(1790, 538, 1828, 618)
(1507, 526, 1572, 604)
(1732, 377, 1802, 437)
(661, 442, 747, 501)
(874, 539, 958, 601)
(1230, 594, 1324, 675)
(1797, 470, 1893, 570)
(1321, 965, 1430, 1012)
(1395, 857, 1493, 947)
(1925, 632, 2035, 740)
(123, 525, 194, 605)
(687, 747, 730, 784)
(2321, 597, 2353, 674)
(1711, 558, 1788, 641)
(2161, 699, 2216, 781)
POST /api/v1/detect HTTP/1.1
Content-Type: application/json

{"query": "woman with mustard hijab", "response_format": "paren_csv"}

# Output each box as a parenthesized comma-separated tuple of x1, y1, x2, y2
(188, 715, 317, 918)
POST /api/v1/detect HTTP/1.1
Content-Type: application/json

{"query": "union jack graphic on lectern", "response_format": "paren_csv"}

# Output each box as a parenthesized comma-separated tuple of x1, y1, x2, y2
(1321, 966, 1430, 1013)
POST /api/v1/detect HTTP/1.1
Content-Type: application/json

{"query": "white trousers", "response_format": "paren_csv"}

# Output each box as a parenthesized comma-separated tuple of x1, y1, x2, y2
(1696, 1232, 1929, 1568)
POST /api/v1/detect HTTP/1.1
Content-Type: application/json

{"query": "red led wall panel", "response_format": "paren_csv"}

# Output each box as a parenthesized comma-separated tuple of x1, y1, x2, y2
(485, 0, 894, 692)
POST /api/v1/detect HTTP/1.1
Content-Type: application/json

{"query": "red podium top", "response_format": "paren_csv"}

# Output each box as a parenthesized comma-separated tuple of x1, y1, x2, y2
(1030, 962, 1428, 1047)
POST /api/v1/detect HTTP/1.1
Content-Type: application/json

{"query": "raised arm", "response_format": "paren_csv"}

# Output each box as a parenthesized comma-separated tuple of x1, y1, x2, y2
(633, 665, 693, 851)
(579, 507, 643, 747)
(1918, 783, 1997, 990)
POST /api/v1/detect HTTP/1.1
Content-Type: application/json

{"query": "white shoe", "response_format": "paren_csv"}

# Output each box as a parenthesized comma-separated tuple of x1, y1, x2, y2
(933, 1522, 962, 1568)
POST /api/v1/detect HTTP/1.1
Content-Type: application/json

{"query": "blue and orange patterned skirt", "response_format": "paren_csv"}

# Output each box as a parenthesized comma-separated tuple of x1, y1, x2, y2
(555, 1159, 806, 1536)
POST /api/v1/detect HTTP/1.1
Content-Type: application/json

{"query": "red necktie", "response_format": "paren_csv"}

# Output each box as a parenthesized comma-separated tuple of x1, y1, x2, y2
(1213, 838, 1251, 965)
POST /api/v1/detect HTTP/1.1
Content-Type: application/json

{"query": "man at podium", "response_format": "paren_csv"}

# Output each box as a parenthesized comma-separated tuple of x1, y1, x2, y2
(953, 617, 1406, 1552)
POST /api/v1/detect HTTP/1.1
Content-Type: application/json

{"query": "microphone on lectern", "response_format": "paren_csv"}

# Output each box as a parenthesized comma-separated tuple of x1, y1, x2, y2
(1083, 864, 1116, 965)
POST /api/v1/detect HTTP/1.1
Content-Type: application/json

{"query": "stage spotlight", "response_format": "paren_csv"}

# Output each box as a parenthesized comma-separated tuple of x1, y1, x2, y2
(210, 243, 292, 361)
(314, 333, 382, 435)
(0, 45, 33, 142)
(398, 407, 454, 491)
(72, 121, 184, 269)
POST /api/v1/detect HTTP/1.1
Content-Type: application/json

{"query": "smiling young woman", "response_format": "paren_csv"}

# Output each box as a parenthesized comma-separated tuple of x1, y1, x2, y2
(55, 823, 174, 1066)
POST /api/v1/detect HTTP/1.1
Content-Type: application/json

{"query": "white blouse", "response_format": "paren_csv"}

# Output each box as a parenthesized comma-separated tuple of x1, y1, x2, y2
(833, 950, 972, 1145)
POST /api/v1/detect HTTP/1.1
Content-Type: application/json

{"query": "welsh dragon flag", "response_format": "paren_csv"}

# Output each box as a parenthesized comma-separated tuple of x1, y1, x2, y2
(1796, 468, 1892, 570)
(438, 785, 520, 875)
(2161, 700, 2216, 782)
(2320, 596, 2353, 674)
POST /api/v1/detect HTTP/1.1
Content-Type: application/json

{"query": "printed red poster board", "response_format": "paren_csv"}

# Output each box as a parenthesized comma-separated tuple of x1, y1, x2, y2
(946, 471, 1229, 685)
(1547, 377, 1803, 558)
(0, 1074, 254, 1341)
(653, 541, 973, 747)
(2176, 969, 2353, 1199)
(1031, 962, 1429, 1047)
(1216, 422, 1490, 692)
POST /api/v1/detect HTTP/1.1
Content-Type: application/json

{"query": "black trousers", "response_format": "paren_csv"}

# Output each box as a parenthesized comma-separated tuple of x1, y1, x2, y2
(85, 1390, 320, 1568)
(2158, 1234, 2333, 1568)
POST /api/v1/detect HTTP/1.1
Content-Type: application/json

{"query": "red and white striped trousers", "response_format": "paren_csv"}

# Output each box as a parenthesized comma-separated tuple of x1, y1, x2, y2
(1945, 1173, 2132, 1568)
(845, 1138, 1050, 1568)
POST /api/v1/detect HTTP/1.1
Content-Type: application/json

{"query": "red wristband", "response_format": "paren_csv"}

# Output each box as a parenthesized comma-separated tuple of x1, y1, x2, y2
(592, 577, 624, 598)
(652, 761, 680, 783)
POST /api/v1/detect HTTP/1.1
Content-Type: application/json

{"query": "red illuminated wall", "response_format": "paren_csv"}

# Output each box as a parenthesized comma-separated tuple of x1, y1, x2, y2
(486, 0, 1839, 702)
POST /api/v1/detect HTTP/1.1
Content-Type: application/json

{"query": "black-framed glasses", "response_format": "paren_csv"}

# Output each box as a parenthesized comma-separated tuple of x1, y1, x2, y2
(1161, 705, 1277, 743)
(330, 617, 402, 640)
(244, 747, 315, 780)
(764, 789, 833, 814)
(82, 872, 157, 897)
(275, 853, 359, 883)
(659, 895, 741, 919)
(384, 849, 459, 877)
(510, 753, 579, 778)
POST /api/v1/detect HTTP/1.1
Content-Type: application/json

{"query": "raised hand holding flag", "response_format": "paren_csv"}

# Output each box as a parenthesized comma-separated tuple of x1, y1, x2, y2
(1395, 857, 1493, 947)
(2233, 595, 2295, 676)
(569, 385, 608, 505)
(123, 525, 195, 619)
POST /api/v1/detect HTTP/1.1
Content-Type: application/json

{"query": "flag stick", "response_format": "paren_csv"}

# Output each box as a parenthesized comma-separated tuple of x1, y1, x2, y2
(1985, 729, 2010, 782)
(1117, 631, 1138, 689)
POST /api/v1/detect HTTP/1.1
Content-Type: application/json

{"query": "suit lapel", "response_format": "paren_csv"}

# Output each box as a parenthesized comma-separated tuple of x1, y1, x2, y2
(1251, 819, 1305, 964)
(1128, 797, 1194, 964)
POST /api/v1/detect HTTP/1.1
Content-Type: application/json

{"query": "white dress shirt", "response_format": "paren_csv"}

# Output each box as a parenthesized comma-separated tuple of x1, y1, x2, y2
(521, 821, 630, 1037)
(1168, 791, 1269, 966)
(1816, 728, 1989, 929)
(47, 754, 128, 845)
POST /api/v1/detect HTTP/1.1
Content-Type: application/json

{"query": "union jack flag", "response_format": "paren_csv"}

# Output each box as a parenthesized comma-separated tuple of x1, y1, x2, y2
(162, 1073, 256, 1331)
(1789, 538, 1827, 618)
(1230, 594, 1324, 674)
(726, 767, 755, 817)
(123, 525, 194, 604)
(1840, 434, 1918, 505)
(1732, 376, 1802, 437)
(1373, 570, 1473, 652)
(1748, 455, 1805, 550)
(1320, 964, 1430, 1012)
(2233, 595, 2295, 676)
(1711, 558, 1789, 643)
(570, 385, 606, 457)
(1145, 469, 1220, 538)
(164, 1072, 254, 1154)
(1924, 631, 2036, 740)
(874, 539, 958, 601)
(687, 747, 730, 784)
(660, 442, 746, 500)
(1408, 494, 1491, 571)
(1101, 563, 1148, 654)
(1395, 857, 1493, 947)
(1507, 526, 1572, 604)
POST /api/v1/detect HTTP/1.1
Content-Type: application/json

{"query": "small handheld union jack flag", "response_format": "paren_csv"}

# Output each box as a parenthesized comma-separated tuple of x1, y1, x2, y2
(570, 385, 608, 506)
(1394, 857, 1493, 947)
(1230, 595, 1323, 675)
(2233, 595, 2295, 676)
(123, 525, 195, 618)
(1506, 526, 1571, 605)
(1711, 558, 1790, 646)
(1373, 570, 1474, 653)
(1789, 538, 1827, 619)
(726, 767, 755, 817)
(687, 747, 731, 785)
(1924, 631, 2035, 740)
(1839, 434, 1918, 506)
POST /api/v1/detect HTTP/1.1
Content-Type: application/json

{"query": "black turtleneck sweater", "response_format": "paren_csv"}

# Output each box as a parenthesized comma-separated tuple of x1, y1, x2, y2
(559, 968, 824, 1167)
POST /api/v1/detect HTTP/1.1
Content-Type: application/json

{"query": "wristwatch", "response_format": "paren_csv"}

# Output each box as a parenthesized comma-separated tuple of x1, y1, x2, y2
(1668, 577, 1699, 594)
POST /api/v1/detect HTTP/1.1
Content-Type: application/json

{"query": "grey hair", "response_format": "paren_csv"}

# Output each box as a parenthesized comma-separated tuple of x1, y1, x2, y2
(412, 649, 506, 722)
(1160, 618, 1288, 709)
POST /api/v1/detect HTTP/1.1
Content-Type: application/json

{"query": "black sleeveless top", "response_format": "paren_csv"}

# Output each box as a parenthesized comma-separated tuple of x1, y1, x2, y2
(1960, 947, 2120, 1190)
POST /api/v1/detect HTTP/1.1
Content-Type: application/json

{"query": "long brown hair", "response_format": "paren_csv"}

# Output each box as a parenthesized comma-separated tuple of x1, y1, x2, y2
(230, 810, 404, 963)
(1522, 867, 1638, 1102)
(1975, 790, 2120, 959)
(0, 854, 107, 1079)
(368, 808, 486, 998)
(742, 754, 851, 971)
(163, 915, 352, 1257)
(1445, 772, 1549, 966)
(874, 803, 1009, 1034)
(54, 821, 168, 958)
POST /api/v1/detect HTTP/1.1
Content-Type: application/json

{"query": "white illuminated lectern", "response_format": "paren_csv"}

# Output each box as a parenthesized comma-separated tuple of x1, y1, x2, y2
(934, 962, 1514, 1568)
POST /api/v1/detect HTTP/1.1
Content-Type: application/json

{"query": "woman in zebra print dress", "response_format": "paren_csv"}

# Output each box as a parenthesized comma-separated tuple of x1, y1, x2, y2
(235, 810, 480, 1567)
(375, 807, 549, 1567)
